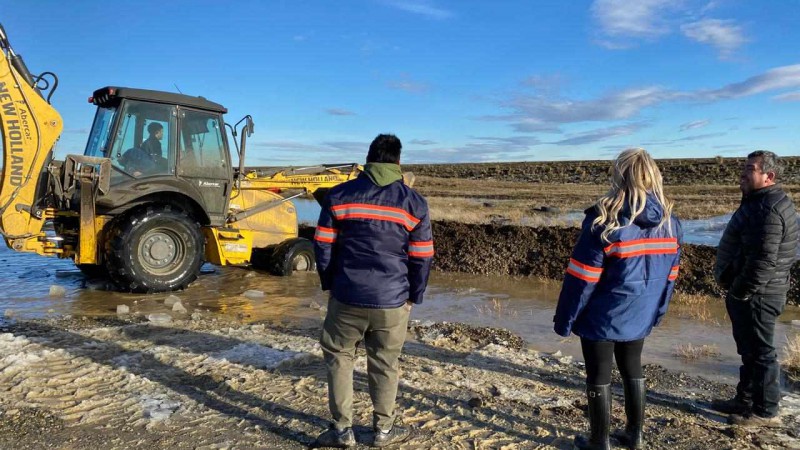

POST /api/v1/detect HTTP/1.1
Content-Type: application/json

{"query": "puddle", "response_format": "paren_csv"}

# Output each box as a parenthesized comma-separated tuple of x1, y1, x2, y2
(1, 243, 798, 388)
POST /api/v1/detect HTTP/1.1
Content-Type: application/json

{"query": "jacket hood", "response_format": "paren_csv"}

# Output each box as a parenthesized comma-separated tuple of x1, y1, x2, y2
(622, 193, 664, 228)
(363, 163, 403, 187)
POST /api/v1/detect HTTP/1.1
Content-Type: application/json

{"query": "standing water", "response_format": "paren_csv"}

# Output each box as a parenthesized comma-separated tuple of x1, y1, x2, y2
(0, 244, 798, 387)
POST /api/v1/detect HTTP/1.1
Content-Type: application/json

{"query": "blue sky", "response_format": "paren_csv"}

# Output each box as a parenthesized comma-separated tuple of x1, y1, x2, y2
(4, 1, 799, 164)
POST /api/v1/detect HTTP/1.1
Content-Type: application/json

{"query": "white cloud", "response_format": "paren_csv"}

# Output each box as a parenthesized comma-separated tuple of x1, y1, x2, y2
(695, 64, 800, 100)
(378, 0, 453, 20)
(409, 139, 437, 145)
(673, 132, 727, 141)
(551, 123, 647, 146)
(325, 108, 356, 116)
(591, 0, 677, 38)
(503, 86, 672, 127)
(681, 19, 746, 58)
(496, 64, 800, 132)
(773, 91, 800, 102)
(679, 119, 710, 131)
(591, 1, 747, 57)
(387, 77, 430, 93)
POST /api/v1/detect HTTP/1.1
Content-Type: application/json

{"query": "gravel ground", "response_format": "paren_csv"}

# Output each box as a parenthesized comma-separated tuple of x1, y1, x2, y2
(0, 315, 797, 449)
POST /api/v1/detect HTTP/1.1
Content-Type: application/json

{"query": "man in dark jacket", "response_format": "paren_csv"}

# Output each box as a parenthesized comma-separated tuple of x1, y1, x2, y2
(713, 150, 799, 427)
(312, 134, 433, 448)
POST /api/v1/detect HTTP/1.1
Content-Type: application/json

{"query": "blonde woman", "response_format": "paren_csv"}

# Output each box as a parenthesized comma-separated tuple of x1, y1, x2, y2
(553, 148, 682, 450)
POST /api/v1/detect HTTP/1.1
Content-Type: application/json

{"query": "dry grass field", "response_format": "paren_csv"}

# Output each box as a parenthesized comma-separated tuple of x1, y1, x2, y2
(414, 175, 800, 223)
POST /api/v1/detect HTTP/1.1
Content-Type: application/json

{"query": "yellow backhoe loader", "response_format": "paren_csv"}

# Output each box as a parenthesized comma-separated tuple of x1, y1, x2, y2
(0, 23, 362, 292)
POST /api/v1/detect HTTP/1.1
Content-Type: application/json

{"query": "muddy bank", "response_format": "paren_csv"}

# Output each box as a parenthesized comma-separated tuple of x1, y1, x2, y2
(406, 156, 800, 185)
(0, 316, 797, 449)
(430, 221, 800, 306)
(302, 223, 799, 306)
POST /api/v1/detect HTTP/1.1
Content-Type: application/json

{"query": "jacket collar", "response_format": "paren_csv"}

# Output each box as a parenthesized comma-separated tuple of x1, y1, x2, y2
(744, 183, 782, 200)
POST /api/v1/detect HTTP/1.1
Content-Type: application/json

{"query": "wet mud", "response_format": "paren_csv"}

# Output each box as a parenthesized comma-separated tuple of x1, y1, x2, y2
(406, 156, 800, 185)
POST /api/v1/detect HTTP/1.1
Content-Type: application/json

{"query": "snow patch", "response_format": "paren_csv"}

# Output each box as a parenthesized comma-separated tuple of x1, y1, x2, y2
(209, 343, 312, 369)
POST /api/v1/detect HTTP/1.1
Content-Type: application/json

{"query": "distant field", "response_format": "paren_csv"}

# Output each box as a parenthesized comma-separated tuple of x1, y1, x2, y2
(405, 156, 800, 185)
(407, 157, 800, 221)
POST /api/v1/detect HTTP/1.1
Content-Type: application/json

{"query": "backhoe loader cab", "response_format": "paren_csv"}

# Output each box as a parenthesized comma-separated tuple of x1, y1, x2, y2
(84, 87, 233, 220)
(1, 23, 362, 293)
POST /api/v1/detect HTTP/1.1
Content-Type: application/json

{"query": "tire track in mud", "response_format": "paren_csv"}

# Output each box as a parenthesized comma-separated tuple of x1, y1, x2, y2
(0, 318, 797, 449)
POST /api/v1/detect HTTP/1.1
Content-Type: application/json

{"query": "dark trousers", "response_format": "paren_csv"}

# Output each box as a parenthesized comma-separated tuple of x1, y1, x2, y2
(581, 338, 645, 385)
(725, 295, 784, 417)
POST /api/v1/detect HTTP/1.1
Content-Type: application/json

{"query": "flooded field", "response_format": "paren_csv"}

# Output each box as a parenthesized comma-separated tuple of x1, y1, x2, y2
(3, 244, 798, 388)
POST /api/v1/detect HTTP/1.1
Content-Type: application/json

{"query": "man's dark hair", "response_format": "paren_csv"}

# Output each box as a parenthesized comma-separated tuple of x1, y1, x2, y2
(748, 150, 784, 179)
(367, 134, 402, 164)
(147, 122, 164, 135)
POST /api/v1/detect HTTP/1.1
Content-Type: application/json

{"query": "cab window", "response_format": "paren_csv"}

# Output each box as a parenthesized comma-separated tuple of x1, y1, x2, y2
(109, 100, 176, 179)
(178, 109, 228, 179)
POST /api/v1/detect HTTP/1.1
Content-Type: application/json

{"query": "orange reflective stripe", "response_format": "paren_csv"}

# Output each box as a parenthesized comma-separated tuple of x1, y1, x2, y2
(332, 203, 420, 231)
(565, 258, 602, 283)
(409, 240, 434, 258)
(668, 265, 679, 281)
(604, 238, 678, 258)
(314, 226, 338, 244)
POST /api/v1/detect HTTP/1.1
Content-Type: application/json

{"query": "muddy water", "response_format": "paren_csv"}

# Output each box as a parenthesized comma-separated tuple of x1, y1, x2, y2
(2, 244, 798, 387)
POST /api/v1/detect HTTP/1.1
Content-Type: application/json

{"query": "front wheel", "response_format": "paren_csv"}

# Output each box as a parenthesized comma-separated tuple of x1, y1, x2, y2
(269, 238, 316, 276)
(105, 205, 204, 293)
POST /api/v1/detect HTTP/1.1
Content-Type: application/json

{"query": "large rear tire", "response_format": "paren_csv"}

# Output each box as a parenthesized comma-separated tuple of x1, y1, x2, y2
(105, 205, 204, 293)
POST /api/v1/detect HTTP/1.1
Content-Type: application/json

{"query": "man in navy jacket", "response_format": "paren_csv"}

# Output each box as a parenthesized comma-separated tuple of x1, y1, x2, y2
(312, 134, 433, 448)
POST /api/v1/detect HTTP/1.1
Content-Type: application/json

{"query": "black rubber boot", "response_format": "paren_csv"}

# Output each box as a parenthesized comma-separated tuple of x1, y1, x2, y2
(618, 378, 646, 449)
(574, 384, 611, 450)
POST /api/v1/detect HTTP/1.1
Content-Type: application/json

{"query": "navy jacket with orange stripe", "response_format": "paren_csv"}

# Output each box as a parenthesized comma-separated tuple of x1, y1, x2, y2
(554, 196, 683, 341)
(314, 174, 434, 308)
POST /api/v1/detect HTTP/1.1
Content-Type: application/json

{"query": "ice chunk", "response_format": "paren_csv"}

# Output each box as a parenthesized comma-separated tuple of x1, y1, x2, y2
(147, 313, 172, 324)
(172, 302, 187, 313)
(243, 289, 265, 299)
(164, 295, 181, 307)
(49, 285, 67, 297)
(116, 305, 130, 315)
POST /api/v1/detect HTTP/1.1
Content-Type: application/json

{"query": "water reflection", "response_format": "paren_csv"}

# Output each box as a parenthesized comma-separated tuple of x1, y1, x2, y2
(1, 245, 798, 385)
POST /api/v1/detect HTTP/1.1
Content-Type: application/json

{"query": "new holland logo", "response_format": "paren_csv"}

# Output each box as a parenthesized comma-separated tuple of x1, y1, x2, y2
(0, 82, 26, 187)
(198, 180, 221, 188)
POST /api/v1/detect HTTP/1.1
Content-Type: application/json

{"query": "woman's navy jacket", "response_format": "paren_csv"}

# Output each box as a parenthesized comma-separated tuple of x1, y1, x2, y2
(313, 174, 434, 309)
(554, 197, 683, 341)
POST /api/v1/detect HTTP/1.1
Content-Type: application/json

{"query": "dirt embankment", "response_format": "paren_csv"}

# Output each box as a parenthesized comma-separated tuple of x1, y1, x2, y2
(431, 221, 800, 306)
(406, 156, 800, 185)
(301, 221, 799, 305)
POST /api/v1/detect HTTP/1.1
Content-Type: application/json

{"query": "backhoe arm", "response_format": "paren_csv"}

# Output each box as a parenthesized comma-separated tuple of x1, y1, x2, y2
(0, 24, 63, 252)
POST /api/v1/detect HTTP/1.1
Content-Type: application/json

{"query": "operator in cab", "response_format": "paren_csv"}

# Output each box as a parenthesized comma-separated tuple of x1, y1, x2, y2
(121, 122, 166, 177)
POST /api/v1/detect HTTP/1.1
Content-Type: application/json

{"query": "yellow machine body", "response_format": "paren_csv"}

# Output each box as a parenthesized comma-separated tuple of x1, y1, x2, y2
(227, 188, 298, 249)
(203, 227, 253, 265)
(0, 49, 63, 255)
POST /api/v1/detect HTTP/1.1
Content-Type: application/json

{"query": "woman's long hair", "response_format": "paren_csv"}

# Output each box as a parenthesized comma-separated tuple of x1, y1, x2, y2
(593, 148, 674, 243)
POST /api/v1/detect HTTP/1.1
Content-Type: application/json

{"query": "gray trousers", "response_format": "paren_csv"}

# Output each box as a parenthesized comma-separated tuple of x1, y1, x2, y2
(320, 296, 410, 431)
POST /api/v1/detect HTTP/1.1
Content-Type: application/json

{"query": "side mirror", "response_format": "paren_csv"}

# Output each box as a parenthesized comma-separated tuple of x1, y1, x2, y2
(246, 117, 255, 137)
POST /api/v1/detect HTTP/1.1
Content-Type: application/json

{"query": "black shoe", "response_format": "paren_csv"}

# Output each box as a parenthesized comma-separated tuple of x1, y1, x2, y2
(372, 425, 410, 448)
(728, 412, 782, 428)
(613, 378, 645, 450)
(574, 384, 611, 450)
(710, 396, 752, 415)
(312, 425, 356, 448)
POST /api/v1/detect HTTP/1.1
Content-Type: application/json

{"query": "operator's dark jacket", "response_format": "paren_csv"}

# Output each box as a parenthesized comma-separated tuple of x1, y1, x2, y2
(313, 172, 434, 308)
(714, 184, 799, 301)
